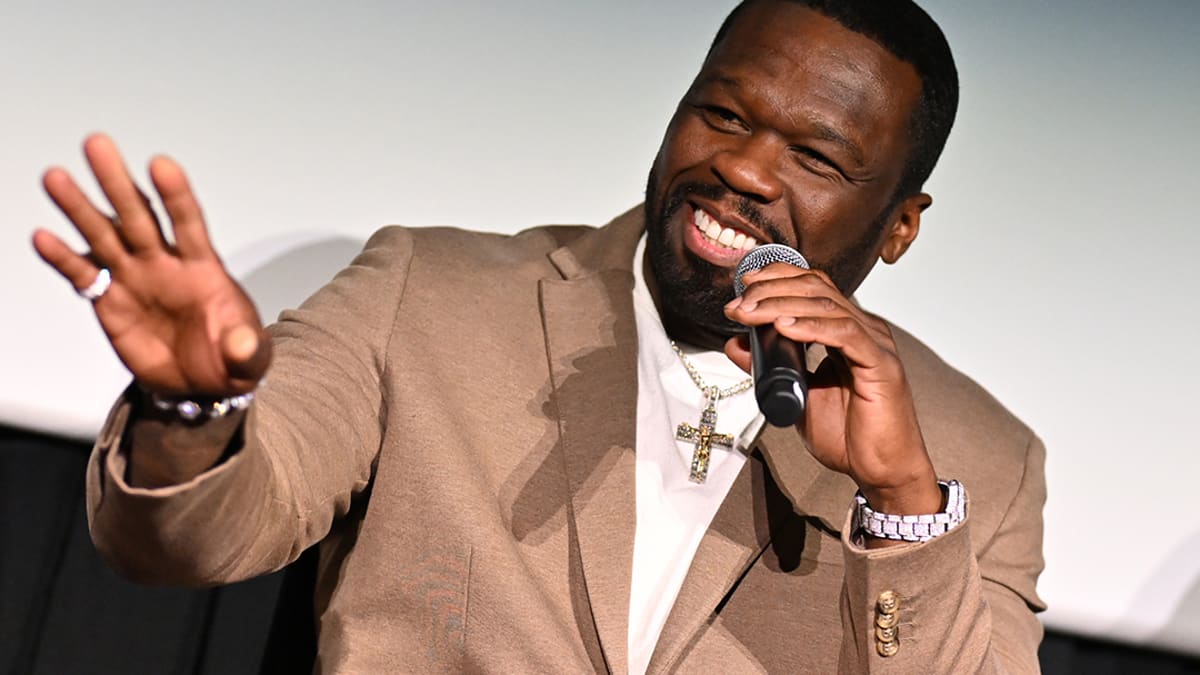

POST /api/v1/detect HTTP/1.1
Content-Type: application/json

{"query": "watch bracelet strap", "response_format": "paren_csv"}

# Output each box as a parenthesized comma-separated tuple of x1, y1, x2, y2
(853, 479, 966, 543)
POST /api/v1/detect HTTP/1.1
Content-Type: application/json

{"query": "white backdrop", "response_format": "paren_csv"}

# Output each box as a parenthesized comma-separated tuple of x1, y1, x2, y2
(3, 0, 1198, 656)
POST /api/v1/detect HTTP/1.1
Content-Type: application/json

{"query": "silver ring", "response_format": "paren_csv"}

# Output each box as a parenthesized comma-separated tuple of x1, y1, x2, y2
(79, 268, 112, 301)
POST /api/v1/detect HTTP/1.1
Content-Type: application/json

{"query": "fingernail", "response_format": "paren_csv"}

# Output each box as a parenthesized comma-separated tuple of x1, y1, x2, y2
(225, 325, 258, 361)
(775, 316, 795, 326)
(724, 297, 742, 310)
(740, 300, 757, 312)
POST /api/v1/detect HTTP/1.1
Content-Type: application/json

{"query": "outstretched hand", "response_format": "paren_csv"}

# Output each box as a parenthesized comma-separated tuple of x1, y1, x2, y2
(32, 134, 269, 398)
(723, 263, 942, 517)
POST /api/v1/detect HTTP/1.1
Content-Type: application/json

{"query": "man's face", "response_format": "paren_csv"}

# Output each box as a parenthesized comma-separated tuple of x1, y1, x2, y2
(645, 2, 924, 340)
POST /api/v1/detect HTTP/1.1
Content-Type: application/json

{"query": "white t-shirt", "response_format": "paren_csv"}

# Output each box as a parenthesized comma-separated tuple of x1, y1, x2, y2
(627, 236, 765, 675)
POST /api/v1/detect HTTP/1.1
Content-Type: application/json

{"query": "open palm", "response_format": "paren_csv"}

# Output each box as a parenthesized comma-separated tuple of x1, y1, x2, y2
(32, 134, 268, 397)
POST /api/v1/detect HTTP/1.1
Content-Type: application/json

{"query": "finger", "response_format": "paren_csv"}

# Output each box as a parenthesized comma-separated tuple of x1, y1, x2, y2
(149, 155, 217, 261)
(134, 184, 169, 240)
(734, 272, 886, 339)
(125, 185, 172, 251)
(42, 168, 131, 268)
(738, 261, 808, 285)
(726, 293, 895, 383)
(743, 265, 852, 302)
(727, 294, 848, 327)
(82, 133, 167, 253)
(772, 315, 893, 373)
(221, 324, 272, 387)
(734, 272, 854, 316)
(32, 229, 106, 292)
(723, 334, 752, 374)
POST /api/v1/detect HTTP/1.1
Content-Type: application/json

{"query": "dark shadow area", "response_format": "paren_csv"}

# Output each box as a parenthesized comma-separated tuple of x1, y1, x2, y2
(1040, 631, 1200, 674)
(3, 423, 1198, 673)
(0, 424, 300, 675)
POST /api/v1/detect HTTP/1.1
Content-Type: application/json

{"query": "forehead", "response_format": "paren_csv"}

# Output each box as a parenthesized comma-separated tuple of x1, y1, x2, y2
(702, 3, 921, 156)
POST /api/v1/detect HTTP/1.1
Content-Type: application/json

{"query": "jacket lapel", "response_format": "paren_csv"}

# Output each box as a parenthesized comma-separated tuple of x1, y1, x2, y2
(646, 451, 772, 674)
(752, 393, 860, 535)
(539, 207, 644, 673)
(648, 412, 858, 671)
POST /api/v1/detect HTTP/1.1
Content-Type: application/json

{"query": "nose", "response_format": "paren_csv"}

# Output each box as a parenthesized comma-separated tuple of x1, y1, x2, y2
(710, 134, 784, 204)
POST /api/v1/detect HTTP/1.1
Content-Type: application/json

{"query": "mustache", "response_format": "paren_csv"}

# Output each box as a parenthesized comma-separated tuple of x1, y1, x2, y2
(661, 181, 790, 245)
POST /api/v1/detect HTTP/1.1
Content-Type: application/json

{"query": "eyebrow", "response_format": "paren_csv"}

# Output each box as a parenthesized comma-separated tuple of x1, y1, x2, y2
(808, 119, 866, 167)
(696, 73, 867, 167)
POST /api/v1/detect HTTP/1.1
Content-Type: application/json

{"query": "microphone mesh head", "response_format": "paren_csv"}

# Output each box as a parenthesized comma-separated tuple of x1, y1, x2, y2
(733, 244, 810, 296)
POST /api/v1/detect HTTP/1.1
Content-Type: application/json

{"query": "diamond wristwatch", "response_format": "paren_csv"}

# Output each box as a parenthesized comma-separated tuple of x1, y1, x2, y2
(853, 480, 966, 543)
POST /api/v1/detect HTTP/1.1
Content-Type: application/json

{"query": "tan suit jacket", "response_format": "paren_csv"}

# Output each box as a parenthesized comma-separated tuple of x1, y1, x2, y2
(87, 206, 1046, 673)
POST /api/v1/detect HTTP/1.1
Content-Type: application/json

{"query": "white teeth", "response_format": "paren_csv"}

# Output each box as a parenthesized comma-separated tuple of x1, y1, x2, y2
(693, 207, 760, 251)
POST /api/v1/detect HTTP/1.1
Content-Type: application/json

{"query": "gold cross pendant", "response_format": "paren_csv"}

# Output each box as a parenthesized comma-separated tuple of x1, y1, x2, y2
(676, 388, 736, 483)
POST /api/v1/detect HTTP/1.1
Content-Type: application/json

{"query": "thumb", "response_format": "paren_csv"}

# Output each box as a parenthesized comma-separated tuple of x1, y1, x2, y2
(723, 334, 752, 374)
(221, 324, 271, 386)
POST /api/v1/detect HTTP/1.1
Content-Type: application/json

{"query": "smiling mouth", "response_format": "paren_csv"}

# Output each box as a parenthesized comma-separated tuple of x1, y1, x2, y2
(692, 207, 760, 252)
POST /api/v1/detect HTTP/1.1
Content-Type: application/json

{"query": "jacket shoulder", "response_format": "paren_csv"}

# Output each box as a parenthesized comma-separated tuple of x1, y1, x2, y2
(889, 321, 1034, 448)
(886, 321, 1042, 545)
(387, 223, 595, 269)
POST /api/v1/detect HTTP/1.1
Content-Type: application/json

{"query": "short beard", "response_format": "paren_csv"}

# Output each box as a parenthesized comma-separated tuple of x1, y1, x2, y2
(643, 163, 893, 341)
(644, 167, 764, 340)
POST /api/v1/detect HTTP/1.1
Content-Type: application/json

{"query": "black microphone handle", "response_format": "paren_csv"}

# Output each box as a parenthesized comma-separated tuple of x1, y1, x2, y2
(748, 323, 807, 427)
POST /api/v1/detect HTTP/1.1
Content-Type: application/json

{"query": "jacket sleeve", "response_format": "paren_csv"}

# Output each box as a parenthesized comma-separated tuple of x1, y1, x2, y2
(86, 226, 414, 586)
(838, 435, 1047, 673)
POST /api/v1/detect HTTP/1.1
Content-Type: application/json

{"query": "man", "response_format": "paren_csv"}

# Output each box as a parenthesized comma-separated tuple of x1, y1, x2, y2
(33, 0, 1046, 672)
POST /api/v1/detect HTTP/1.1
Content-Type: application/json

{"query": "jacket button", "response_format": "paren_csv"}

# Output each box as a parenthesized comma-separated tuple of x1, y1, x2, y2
(876, 639, 900, 658)
(874, 590, 901, 656)
(877, 589, 901, 614)
(875, 610, 899, 630)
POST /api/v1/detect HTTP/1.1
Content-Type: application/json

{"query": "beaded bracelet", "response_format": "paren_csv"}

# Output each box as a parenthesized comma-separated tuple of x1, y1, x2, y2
(148, 390, 255, 422)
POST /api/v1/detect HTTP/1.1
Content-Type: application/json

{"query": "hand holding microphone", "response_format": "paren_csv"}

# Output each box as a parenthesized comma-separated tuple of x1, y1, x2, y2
(723, 244, 943, 519)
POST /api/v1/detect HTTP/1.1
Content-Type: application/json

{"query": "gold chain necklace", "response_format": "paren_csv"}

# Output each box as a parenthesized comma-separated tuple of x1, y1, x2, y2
(670, 341, 753, 483)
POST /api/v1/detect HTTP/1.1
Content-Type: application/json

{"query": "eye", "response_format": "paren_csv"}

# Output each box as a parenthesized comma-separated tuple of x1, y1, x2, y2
(792, 146, 843, 175)
(698, 105, 749, 133)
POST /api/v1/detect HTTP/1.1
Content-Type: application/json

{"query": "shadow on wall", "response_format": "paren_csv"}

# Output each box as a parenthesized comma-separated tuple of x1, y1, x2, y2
(1155, 530, 1200, 653)
(1111, 526, 1200, 658)
(238, 236, 367, 323)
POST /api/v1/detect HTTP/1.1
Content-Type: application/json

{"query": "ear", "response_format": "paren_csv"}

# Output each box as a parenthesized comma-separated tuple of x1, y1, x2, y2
(879, 192, 931, 264)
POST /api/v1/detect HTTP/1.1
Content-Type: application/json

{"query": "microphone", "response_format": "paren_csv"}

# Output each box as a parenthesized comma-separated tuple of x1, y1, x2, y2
(734, 244, 810, 427)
